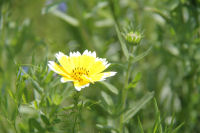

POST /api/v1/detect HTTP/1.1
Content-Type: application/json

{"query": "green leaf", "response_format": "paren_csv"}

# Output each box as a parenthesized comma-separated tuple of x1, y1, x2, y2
(33, 100, 38, 110)
(50, 9, 79, 27)
(99, 81, 118, 95)
(96, 124, 118, 132)
(11, 106, 18, 121)
(19, 66, 43, 93)
(8, 89, 16, 103)
(41, 115, 50, 125)
(172, 122, 184, 133)
(123, 92, 154, 123)
(167, 114, 176, 133)
(153, 98, 163, 133)
(144, 7, 171, 23)
(131, 46, 152, 63)
(31, 79, 43, 94)
(101, 91, 113, 106)
(115, 24, 129, 60)
(127, 72, 142, 89)
(52, 94, 62, 105)
(52, 118, 61, 124)
(29, 118, 44, 132)
(138, 117, 144, 133)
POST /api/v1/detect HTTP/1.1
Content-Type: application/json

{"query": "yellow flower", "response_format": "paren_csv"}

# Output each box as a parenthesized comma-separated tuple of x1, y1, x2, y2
(48, 50, 116, 91)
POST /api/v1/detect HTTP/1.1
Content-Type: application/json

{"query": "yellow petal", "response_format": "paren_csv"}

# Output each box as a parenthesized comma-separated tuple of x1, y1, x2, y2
(90, 72, 117, 82)
(89, 58, 110, 75)
(60, 77, 74, 83)
(48, 61, 69, 77)
(80, 55, 95, 69)
(55, 52, 73, 73)
(73, 80, 90, 91)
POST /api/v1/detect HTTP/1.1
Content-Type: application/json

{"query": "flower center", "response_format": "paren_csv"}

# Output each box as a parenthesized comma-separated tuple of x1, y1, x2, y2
(71, 67, 89, 81)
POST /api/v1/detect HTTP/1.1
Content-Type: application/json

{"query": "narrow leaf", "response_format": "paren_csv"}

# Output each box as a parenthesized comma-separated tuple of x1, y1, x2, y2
(41, 115, 50, 125)
(138, 117, 144, 133)
(131, 46, 152, 63)
(101, 91, 113, 106)
(127, 72, 142, 89)
(172, 122, 184, 133)
(29, 118, 44, 132)
(50, 9, 79, 27)
(100, 81, 118, 95)
(19, 66, 43, 93)
(115, 24, 129, 60)
(123, 92, 154, 123)
(154, 98, 163, 133)
(96, 124, 118, 132)
(144, 7, 171, 23)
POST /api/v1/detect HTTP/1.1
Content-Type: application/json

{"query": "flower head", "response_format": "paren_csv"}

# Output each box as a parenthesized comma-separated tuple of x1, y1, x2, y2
(121, 22, 143, 44)
(125, 31, 142, 44)
(48, 50, 116, 91)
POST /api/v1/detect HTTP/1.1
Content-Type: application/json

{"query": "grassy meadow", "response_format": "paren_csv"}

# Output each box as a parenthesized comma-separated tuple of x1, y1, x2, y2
(0, 0, 200, 132)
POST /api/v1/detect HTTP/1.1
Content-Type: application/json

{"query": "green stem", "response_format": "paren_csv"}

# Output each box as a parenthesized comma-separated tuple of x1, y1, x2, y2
(119, 46, 136, 133)
(72, 91, 80, 133)
(12, 120, 18, 133)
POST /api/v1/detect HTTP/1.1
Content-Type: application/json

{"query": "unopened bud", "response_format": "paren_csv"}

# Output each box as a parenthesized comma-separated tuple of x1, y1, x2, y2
(125, 31, 142, 44)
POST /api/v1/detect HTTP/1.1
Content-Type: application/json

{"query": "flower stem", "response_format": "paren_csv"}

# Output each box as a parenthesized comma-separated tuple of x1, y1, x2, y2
(119, 46, 136, 132)
(13, 121, 18, 133)
(72, 91, 80, 133)
(119, 60, 131, 132)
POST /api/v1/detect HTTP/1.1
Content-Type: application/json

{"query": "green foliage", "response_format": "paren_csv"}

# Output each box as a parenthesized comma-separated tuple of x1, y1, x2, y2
(0, 0, 200, 133)
(123, 92, 154, 123)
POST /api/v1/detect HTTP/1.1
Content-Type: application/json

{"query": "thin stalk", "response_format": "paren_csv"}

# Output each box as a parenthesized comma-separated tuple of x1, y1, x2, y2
(119, 46, 136, 132)
(72, 91, 80, 133)
(14, 123, 18, 133)
(12, 120, 18, 133)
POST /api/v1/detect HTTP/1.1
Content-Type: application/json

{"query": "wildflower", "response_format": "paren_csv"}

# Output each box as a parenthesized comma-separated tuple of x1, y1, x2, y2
(48, 50, 116, 91)
(125, 31, 142, 44)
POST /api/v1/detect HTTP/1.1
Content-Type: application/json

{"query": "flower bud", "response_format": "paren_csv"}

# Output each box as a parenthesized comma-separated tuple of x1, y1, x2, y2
(125, 31, 142, 44)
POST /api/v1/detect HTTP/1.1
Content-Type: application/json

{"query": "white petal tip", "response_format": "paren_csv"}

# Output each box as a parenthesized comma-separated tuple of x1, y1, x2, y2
(55, 51, 65, 60)
(105, 63, 111, 68)
(83, 49, 96, 57)
(48, 61, 54, 65)
(100, 72, 117, 81)
(69, 51, 81, 57)
(74, 83, 90, 91)
(95, 57, 108, 67)
(60, 78, 66, 83)
(83, 49, 88, 55)
(48, 61, 55, 71)
(110, 72, 117, 76)
(75, 87, 82, 91)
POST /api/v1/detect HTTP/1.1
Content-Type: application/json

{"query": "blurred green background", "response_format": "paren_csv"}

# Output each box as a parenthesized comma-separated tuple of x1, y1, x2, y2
(0, 0, 200, 132)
